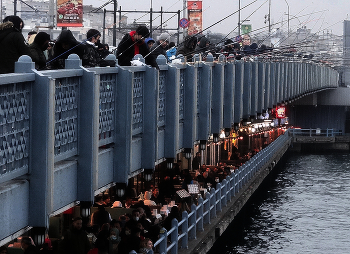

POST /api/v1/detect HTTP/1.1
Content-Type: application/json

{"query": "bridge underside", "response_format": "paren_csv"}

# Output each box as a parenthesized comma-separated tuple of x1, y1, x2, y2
(288, 87, 350, 134)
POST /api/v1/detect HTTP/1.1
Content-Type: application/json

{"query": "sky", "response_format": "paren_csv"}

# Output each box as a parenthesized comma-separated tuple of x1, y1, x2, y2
(84, 0, 349, 37)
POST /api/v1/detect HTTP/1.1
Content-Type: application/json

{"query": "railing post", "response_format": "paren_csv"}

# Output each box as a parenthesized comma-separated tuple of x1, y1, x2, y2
(210, 188, 216, 219)
(197, 196, 204, 231)
(204, 192, 211, 224)
(29, 58, 54, 229)
(159, 228, 168, 254)
(181, 211, 188, 249)
(78, 59, 98, 202)
(190, 204, 197, 239)
(224, 178, 230, 203)
(171, 219, 179, 254)
(216, 183, 222, 212)
(222, 179, 227, 206)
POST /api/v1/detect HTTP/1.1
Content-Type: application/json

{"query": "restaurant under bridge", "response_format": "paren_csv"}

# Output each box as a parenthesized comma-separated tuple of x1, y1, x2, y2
(0, 53, 341, 251)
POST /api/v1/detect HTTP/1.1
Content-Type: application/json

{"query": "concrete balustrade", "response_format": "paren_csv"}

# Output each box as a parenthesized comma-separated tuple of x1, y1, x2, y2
(0, 53, 339, 245)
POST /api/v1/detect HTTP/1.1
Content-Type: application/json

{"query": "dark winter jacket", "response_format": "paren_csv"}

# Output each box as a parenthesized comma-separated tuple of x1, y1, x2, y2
(176, 35, 197, 62)
(82, 41, 115, 68)
(29, 42, 47, 70)
(146, 40, 167, 69)
(59, 226, 91, 254)
(0, 21, 30, 74)
(49, 30, 85, 69)
(23, 245, 39, 254)
(116, 31, 149, 66)
(117, 31, 149, 66)
(194, 36, 210, 59)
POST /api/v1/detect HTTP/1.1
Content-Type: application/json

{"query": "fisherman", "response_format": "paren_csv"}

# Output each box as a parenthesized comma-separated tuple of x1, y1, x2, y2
(146, 32, 170, 69)
(116, 25, 150, 66)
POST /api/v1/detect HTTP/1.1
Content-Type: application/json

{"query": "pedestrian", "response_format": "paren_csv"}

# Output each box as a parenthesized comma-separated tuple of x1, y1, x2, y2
(82, 29, 115, 67)
(176, 35, 197, 62)
(145, 38, 155, 50)
(139, 238, 154, 254)
(195, 36, 210, 60)
(116, 25, 149, 66)
(27, 31, 37, 44)
(146, 32, 170, 69)
(28, 31, 51, 70)
(0, 15, 30, 74)
(49, 30, 85, 69)
(59, 217, 91, 254)
(21, 236, 38, 254)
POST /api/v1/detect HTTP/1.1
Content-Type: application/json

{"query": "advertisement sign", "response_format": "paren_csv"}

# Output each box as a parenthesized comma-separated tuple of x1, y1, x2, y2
(187, 0, 202, 35)
(241, 24, 252, 35)
(276, 105, 286, 119)
(57, 0, 83, 27)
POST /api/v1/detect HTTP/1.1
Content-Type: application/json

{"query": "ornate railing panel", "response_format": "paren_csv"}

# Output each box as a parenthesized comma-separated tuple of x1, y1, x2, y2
(54, 77, 79, 161)
(99, 73, 115, 146)
(0, 82, 31, 176)
(158, 70, 166, 127)
(132, 72, 144, 134)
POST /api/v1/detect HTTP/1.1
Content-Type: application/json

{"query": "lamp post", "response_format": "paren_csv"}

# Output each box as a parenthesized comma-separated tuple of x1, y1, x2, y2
(284, 0, 290, 35)
(238, 0, 241, 36)
(113, 0, 118, 46)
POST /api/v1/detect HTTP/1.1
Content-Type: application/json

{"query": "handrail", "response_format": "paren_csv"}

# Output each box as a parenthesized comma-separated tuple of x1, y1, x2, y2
(289, 128, 343, 137)
(154, 130, 292, 253)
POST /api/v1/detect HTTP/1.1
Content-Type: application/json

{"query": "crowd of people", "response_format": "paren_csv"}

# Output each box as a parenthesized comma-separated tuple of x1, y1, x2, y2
(0, 15, 276, 75)
(0, 15, 113, 74)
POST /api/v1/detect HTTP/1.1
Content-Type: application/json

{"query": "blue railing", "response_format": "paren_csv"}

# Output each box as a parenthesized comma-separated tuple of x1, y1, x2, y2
(154, 131, 291, 254)
(289, 128, 343, 137)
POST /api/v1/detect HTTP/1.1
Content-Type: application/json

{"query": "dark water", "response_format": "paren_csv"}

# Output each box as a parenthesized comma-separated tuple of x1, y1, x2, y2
(208, 152, 350, 254)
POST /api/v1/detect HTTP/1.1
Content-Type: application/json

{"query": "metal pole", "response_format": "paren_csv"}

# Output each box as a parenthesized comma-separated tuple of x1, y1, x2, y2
(177, 10, 180, 45)
(1, 0, 3, 22)
(150, 0, 152, 37)
(150, 7, 153, 38)
(284, 0, 289, 34)
(14, 0, 17, 15)
(160, 6, 163, 33)
(268, 0, 271, 33)
(113, 0, 117, 46)
(119, 6, 121, 35)
(183, 0, 187, 40)
(238, 0, 241, 36)
(103, 9, 106, 44)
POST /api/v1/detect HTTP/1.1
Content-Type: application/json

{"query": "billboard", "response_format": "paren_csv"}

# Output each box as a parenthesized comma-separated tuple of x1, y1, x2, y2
(241, 24, 252, 35)
(187, 0, 202, 36)
(57, 0, 83, 27)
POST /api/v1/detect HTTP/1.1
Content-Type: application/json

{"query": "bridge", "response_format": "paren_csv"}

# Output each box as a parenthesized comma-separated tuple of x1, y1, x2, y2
(0, 52, 341, 247)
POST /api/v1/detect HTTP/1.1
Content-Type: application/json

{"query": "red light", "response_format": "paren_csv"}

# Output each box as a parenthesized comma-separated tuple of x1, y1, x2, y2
(276, 106, 285, 119)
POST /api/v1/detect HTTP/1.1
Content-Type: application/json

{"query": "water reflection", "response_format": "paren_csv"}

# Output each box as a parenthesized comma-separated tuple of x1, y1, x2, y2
(208, 153, 350, 254)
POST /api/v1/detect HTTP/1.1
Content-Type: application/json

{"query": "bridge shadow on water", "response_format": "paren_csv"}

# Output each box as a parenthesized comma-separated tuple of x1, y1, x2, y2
(207, 152, 292, 254)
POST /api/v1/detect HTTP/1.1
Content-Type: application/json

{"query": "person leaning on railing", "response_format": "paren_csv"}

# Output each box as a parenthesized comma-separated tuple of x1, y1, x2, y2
(0, 16, 31, 74)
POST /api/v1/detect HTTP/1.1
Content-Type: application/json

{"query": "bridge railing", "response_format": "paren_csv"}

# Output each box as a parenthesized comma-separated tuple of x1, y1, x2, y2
(0, 52, 340, 243)
(154, 130, 291, 254)
(289, 128, 343, 137)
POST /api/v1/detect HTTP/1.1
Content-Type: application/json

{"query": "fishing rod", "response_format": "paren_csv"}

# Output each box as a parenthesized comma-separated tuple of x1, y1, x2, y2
(116, 1, 195, 58)
(211, 0, 268, 52)
(258, 9, 326, 46)
(178, 8, 325, 61)
(144, 0, 260, 62)
(151, 0, 181, 23)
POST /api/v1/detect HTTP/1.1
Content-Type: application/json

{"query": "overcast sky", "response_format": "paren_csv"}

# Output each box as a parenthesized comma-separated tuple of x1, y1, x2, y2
(86, 0, 349, 36)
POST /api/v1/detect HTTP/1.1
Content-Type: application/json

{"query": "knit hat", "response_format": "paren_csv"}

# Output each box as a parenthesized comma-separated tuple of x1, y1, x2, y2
(225, 39, 234, 45)
(136, 25, 150, 38)
(158, 33, 170, 41)
(145, 38, 155, 44)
